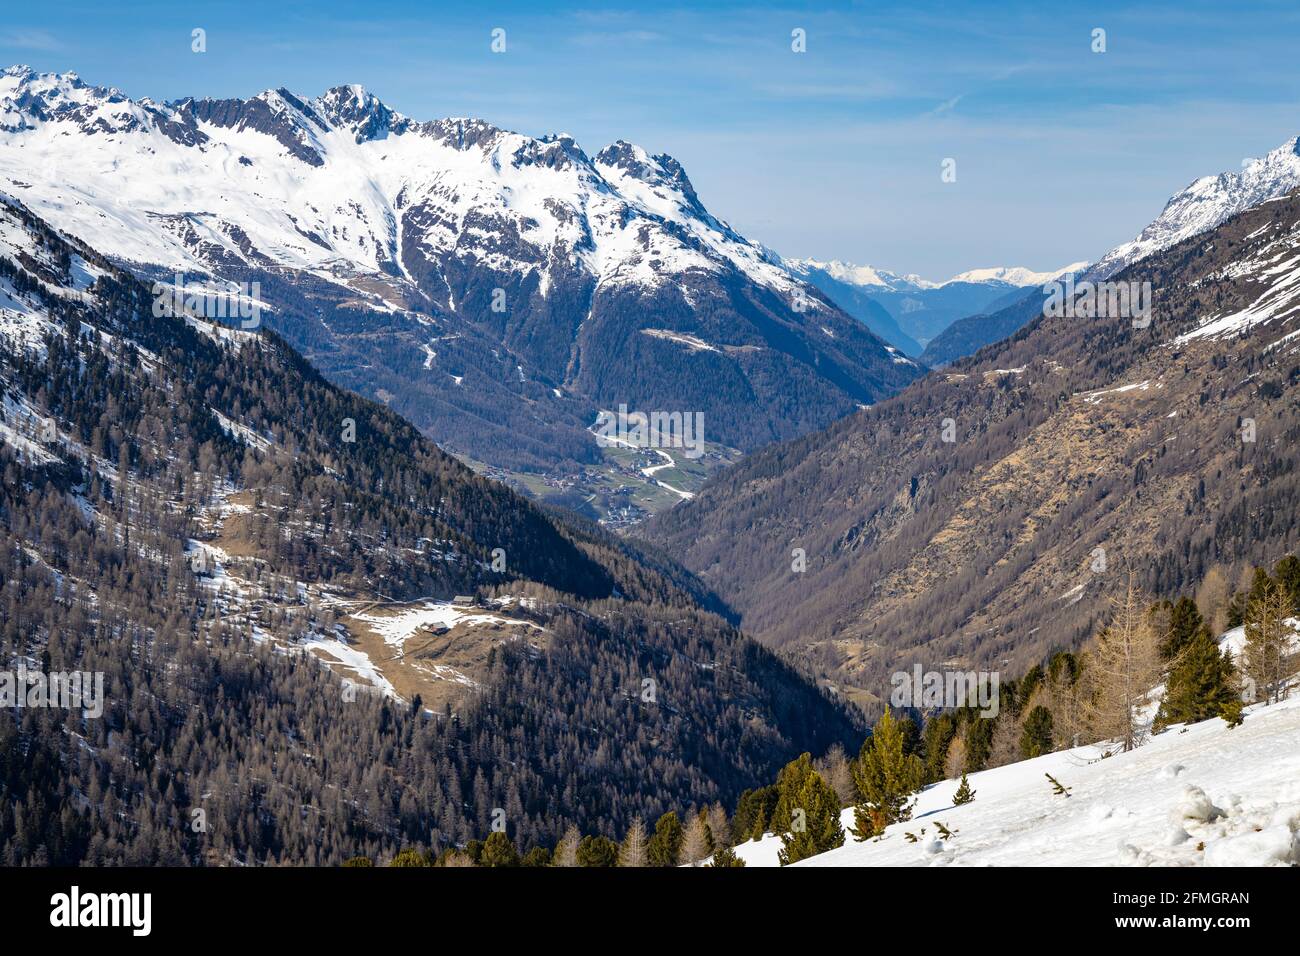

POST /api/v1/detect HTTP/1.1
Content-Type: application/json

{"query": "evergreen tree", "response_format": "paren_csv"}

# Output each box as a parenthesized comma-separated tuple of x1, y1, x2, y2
(646, 811, 684, 867)
(732, 786, 778, 843)
(952, 774, 975, 805)
(1019, 705, 1054, 758)
(1158, 596, 1205, 660)
(1155, 626, 1236, 728)
(851, 707, 923, 840)
(777, 769, 844, 865)
(1219, 697, 1245, 728)
(922, 713, 957, 784)
(1018, 665, 1044, 705)
(576, 835, 618, 867)
(478, 831, 520, 867)
(708, 844, 746, 867)
(388, 848, 431, 867)
(962, 711, 995, 772)
(769, 753, 815, 833)
(1274, 554, 1300, 612)
(521, 846, 551, 867)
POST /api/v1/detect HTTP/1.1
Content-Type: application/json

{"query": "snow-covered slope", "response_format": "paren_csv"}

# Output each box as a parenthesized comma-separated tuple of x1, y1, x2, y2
(0, 65, 921, 474)
(736, 627, 1300, 867)
(1092, 134, 1300, 279)
(0, 65, 793, 299)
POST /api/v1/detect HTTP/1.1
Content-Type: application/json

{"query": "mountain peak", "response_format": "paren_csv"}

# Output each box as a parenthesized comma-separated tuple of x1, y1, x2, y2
(1092, 130, 1300, 279)
(315, 84, 409, 142)
(423, 115, 509, 151)
(942, 263, 1088, 287)
(595, 139, 705, 216)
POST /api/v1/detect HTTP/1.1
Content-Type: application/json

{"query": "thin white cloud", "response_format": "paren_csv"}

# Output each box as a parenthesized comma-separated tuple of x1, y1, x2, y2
(0, 29, 63, 52)
(928, 94, 965, 116)
(570, 30, 665, 47)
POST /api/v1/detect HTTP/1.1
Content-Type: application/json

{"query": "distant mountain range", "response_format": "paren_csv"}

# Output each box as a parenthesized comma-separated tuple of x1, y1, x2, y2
(778, 255, 1087, 356)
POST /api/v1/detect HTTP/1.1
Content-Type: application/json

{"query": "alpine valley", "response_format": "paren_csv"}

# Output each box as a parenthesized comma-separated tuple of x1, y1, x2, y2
(0, 188, 862, 864)
(645, 166, 1300, 711)
(0, 65, 924, 526)
(3, 46, 1299, 879)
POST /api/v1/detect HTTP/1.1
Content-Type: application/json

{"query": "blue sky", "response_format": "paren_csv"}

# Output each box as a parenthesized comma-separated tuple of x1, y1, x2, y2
(2, 1, 1298, 278)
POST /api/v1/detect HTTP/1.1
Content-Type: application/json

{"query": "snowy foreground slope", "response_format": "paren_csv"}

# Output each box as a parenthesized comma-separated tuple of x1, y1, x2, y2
(736, 695, 1299, 867)
(736, 631, 1300, 867)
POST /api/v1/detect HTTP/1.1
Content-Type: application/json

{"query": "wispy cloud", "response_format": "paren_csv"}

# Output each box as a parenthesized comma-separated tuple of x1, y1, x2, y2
(570, 30, 665, 47)
(759, 81, 899, 101)
(927, 94, 965, 116)
(0, 29, 63, 52)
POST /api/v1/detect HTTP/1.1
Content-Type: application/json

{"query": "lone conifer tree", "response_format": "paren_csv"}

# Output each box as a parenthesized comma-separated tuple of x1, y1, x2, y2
(1244, 575, 1294, 704)
(647, 811, 683, 868)
(708, 844, 746, 867)
(552, 825, 581, 867)
(1155, 625, 1236, 727)
(777, 769, 844, 865)
(1019, 705, 1055, 758)
(679, 812, 710, 867)
(479, 831, 520, 867)
(851, 707, 924, 840)
(952, 773, 975, 805)
(770, 753, 815, 833)
(1086, 574, 1163, 751)
(617, 816, 648, 867)
(1157, 596, 1205, 660)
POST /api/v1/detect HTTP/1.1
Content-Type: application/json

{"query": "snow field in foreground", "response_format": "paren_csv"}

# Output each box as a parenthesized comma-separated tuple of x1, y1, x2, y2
(734, 691, 1300, 867)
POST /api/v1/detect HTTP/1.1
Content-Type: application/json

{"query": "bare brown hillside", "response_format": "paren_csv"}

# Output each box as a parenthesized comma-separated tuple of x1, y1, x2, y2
(643, 189, 1300, 709)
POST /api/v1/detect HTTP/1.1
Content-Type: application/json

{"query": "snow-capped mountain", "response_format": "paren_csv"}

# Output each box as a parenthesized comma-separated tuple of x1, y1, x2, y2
(784, 257, 1085, 293)
(0, 65, 921, 481)
(1091, 133, 1300, 279)
(943, 263, 1089, 287)
(922, 136, 1300, 366)
(779, 254, 1087, 355)
(781, 257, 936, 293)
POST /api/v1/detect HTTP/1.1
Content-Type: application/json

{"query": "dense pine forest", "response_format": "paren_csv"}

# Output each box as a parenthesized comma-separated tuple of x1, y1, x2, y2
(0, 196, 861, 866)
